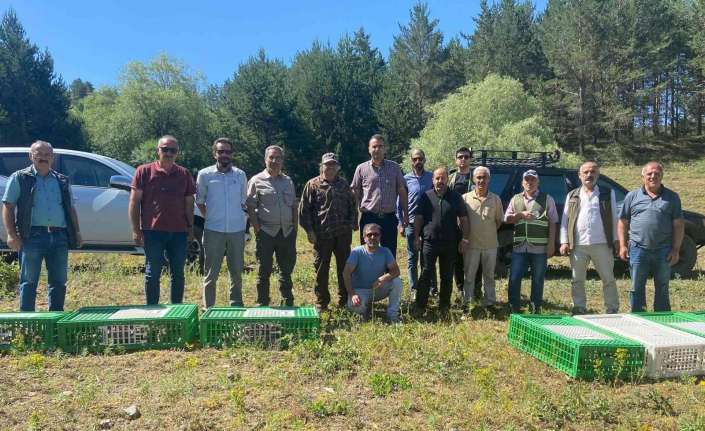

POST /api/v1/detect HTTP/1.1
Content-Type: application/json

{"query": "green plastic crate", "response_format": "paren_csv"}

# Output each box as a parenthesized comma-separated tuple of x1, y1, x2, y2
(508, 314, 645, 380)
(200, 306, 319, 347)
(57, 304, 198, 353)
(635, 311, 705, 338)
(0, 311, 66, 351)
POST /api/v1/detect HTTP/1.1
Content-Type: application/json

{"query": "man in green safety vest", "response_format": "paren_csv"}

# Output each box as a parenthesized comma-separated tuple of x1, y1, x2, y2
(504, 170, 558, 314)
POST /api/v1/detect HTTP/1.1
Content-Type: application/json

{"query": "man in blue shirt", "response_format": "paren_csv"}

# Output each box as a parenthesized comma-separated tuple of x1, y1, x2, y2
(618, 161, 684, 312)
(398, 149, 433, 295)
(196, 138, 248, 308)
(343, 223, 402, 323)
(2, 141, 82, 311)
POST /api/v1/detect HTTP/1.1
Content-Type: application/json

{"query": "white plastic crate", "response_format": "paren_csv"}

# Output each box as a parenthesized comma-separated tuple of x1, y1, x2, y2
(576, 314, 705, 378)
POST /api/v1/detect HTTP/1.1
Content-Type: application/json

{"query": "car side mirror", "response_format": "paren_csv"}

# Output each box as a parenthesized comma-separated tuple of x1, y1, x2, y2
(109, 175, 132, 192)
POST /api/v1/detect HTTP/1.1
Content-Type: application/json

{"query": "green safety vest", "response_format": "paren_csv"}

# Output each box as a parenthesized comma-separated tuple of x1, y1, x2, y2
(512, 192, 549, 246)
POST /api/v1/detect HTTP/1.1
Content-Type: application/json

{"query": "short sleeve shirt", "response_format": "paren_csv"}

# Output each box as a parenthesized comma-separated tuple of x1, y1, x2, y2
(346, 245, 395, 291)
(415, 188, 467, 242)
(351, 160, 405, 214)
(619, 185, 682, 249)
(463, 190, 504, 249)
(2, 167, 69, 227)
(132, 162, 196, 232)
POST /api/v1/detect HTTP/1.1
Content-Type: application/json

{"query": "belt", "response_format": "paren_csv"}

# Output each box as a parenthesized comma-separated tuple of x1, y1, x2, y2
(31, 226, 66, 232)
(362, 210, 395, 218)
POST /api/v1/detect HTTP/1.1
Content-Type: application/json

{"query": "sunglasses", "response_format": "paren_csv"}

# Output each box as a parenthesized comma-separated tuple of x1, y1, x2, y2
(159, 147, 178, 154)
(411, 157, 424, 162)
(365, 232, 380, 238)
(456, 154, 471, 160)
(216, 149, 233, 155)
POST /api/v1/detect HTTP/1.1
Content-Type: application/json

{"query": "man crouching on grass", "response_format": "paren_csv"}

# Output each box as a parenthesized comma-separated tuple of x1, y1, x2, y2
(343, 223, 402, 323)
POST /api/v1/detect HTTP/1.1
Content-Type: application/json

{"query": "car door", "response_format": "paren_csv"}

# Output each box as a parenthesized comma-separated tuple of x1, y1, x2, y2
(59, 155, 133, 245)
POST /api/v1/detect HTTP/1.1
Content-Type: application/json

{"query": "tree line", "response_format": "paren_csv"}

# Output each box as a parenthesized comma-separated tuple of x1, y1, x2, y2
(1, 1, 704, 187)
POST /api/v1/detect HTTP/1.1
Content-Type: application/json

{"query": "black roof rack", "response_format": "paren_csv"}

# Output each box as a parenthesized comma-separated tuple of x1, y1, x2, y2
(469, 149, 561, 168)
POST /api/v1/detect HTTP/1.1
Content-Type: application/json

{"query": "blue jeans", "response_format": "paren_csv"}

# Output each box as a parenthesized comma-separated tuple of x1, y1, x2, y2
(508, 252, 547, 311)
(19, 227, 69, 311)
(404, 226, 435, 292)
(143, 230, 187, 305)
(347, 277, 403, 322)
(629, 243, 671, 312)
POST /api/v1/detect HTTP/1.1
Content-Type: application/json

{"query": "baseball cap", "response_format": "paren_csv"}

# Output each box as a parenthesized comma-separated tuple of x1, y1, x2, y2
(321, 153, 338, 164)
(522, 169, 539, 179)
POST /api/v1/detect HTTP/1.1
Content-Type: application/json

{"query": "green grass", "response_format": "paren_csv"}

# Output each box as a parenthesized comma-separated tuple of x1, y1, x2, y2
(1, 162, 705, 430)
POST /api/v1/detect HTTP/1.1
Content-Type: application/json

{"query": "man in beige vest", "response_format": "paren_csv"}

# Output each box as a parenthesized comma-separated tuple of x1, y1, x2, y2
(559, 161, 619, 314)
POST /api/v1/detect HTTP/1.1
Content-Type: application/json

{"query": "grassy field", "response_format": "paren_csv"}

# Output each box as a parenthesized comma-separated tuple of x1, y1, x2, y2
(1, 162, 705, 430)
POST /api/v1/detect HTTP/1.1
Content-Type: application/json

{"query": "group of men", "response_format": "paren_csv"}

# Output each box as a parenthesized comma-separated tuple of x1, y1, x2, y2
(1, 136, 685, 324)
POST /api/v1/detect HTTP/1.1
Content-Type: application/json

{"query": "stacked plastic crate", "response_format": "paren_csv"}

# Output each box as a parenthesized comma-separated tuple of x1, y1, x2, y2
(507, 314, 645, 379)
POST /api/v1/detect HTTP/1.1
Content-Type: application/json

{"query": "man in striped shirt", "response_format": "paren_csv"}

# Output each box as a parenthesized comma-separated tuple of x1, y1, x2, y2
(351, 134, 408, 258)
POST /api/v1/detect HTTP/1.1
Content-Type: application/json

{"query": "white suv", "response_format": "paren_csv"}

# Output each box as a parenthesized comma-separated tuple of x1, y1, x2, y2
(0, 147, 204, 259)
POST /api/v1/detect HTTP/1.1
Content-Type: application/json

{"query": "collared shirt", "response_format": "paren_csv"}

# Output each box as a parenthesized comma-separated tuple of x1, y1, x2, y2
(132, 161, 196, 232)
(559, 185, 618, 246)
(463, 189, 503, 249)
(619, 185, 682, 249)
(196, 164, 248, 233)
(247, 170, 296, 237)
(398, 170, 433, 224)
(299, 175, 357, 240)
(351, 159, 405, 214)
(2, 166, 68, 227)
(415, 188, 467, 242)
(504, 190, 559, 254)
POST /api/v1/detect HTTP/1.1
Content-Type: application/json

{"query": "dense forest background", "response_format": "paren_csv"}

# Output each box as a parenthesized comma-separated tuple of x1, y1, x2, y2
(1, 0, 704, 186)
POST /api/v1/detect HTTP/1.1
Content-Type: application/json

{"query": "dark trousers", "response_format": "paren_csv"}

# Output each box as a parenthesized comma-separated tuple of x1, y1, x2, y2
(313, 231, 352, 308)
(359, 212, 398, 258)
(416, 239, 457, 309)
(255, 229, 297, 306)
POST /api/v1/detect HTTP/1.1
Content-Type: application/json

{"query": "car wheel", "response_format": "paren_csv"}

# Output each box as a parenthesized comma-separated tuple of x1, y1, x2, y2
(187, 224, 204, 275)
(671, 235, 697, 279)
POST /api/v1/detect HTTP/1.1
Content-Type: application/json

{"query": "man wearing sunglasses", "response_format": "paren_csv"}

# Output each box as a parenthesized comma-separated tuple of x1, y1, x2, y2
(448, 147, 477, 300)
(397, 148, 435, 298)
(196, 138, 248, 309)
(129, 135, 196, 305)
(343, 223, 403, 323)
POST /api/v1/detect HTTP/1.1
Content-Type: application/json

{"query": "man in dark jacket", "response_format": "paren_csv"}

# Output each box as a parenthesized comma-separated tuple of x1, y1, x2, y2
(2, 140, 82, 311)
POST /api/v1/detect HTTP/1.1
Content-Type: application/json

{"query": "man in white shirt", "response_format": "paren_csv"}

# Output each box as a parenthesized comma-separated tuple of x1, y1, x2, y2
(196, 138, 248, 308)
(559, 161, 619, 314)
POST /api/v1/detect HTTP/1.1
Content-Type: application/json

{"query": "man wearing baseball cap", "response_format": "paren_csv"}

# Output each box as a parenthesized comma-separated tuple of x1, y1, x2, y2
(299, 153, 358, 311)
(504, 169, 559, 313)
